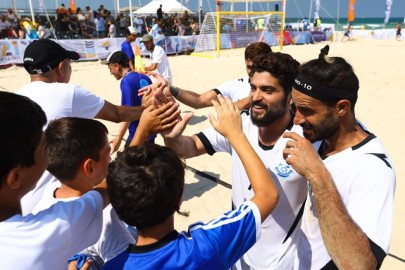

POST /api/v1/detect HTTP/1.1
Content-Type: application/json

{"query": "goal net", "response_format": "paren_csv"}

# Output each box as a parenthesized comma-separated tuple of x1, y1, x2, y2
(193, 11, 284, 57)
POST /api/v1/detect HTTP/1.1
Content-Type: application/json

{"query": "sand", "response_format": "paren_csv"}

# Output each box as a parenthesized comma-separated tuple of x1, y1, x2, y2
(1, 39, 404, 268)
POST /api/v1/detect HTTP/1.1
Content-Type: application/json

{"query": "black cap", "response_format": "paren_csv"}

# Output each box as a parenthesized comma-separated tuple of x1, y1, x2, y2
(106, 51, 130, 65)
(23, 39, 80, 75)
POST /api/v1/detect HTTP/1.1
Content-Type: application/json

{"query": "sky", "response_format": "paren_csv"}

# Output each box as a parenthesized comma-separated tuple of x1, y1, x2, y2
(3, 0, 405, 19)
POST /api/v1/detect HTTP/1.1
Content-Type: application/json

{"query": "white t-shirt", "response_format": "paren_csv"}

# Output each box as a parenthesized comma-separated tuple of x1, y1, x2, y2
(150, 45, 172, 84)
(32, 181, 135, 262)
(0, 191, 103, 270)
(294, 133, 396, 269)
(108, 24, 116, 38)
(198, 111, 321, 269)
(215, 76, 250, 102)
(17, 81, 105, 215)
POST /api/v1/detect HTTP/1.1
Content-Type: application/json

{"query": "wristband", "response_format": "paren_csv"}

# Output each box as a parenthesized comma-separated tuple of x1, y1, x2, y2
(169, 85, 180, 97)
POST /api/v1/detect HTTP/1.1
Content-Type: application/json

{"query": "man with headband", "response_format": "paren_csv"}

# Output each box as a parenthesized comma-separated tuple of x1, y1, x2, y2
(283, 45, 395, 269)
(162, 52, 321, 269)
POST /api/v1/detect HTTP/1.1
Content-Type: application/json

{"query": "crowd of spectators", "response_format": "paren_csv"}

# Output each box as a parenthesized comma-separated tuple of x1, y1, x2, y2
(0, 5, 201, 40)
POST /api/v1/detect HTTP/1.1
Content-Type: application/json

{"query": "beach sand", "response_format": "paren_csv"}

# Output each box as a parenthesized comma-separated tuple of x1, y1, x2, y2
(1, 39, 404, 268)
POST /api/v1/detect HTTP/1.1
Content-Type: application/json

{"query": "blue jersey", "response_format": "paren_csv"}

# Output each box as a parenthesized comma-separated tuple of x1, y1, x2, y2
(121, 41, 135, 62)
(120, 72, 154, 142)
(102, 201, 261, 270)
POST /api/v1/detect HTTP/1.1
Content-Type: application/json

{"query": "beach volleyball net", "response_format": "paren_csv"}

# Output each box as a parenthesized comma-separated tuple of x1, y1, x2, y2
(193, 11, 284, 57)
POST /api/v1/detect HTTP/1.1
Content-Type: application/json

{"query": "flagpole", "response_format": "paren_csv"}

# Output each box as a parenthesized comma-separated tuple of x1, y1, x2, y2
(28, 0, 35, 23)
(129, 0, 133, 27)
(198, 0, 202, 29)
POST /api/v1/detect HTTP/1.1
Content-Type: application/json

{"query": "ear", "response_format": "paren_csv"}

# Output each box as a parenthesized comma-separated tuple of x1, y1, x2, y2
(82, 158, 96, 178)
(335, 99, 350, 116)
(4, 166, 23, 190)
(286, 92, 292, 104)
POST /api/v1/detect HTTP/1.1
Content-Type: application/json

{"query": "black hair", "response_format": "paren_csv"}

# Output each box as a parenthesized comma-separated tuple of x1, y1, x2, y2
(0, 92, 46, 183)
(250, 52, 300, 97)
(107, 144, 185, 230)
(299, 45, 359, 111)
(45, 117, 108, 181)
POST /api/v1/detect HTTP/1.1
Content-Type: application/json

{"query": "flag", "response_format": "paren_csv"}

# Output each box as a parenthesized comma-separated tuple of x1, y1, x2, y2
(134, 44, 145, 73)
(38, 0, 44, 11)
(384, 0, 393, 24)
(314, 0, 321, 19)
(70, 0, 76, 13)
(348, 0, 356, 22)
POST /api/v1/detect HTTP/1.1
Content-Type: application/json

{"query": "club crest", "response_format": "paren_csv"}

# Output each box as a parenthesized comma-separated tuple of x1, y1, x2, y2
(275, 163, 294, 179)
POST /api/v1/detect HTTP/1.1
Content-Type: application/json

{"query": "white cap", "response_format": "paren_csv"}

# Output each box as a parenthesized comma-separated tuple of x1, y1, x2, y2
(128, 26, 138, 35)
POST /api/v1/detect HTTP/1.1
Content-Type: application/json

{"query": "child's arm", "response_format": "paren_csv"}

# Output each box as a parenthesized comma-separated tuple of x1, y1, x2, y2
(209, 95, 279, 221)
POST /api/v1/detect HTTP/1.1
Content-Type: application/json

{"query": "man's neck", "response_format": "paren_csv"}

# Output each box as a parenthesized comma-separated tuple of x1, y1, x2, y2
(322, 121, 369, 157)
(121, 67, 131, 77)
(258, 111, 292, 147)
(136, 215, 174, 246)
(30, 75, 58, 83)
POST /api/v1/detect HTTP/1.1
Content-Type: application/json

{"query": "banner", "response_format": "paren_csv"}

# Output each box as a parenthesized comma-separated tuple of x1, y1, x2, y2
(348, 0, 356, 22)
(0, 36, 199, 66)
(384, 0, 393, 24)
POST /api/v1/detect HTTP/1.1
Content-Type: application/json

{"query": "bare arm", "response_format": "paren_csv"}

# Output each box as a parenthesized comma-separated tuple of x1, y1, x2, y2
(164, 133, 206, 158)
(233, 97, 250, 111)
(110, 122, 130, 154)
(145, 63, 158, 72)
(174, 87, 218, 109)
(161, 109, 206, 158)
(210, 95, 278, 221)
(283, 132, 377, 269)
(94, 100, 143, 123)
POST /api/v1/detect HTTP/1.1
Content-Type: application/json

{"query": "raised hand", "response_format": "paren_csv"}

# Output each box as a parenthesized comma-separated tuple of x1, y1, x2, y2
(130, 102, 181, 146)
(138, 74, 168, 97)
(110, 136, 122, 154)
(160, 111, 193, 139)
(209, 95, 242, 142)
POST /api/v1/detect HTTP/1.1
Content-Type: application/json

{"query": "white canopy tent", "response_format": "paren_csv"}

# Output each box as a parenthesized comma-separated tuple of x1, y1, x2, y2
(133, 0, 192, 15)
(219, 0, 284, 13)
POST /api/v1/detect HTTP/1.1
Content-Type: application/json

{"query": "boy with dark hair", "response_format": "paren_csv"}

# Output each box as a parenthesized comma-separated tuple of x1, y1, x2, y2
(103, 95, 279, 269)
(0, 91, 109, 269)
(32, 117, 134, 268)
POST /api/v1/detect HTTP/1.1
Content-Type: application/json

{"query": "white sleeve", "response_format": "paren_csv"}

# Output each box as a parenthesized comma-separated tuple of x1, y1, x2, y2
(72, 85, 105, 118)
(199, 126, 232, 155)
(47, 191, 104, 255)
(215, 79, 239, 98)
(215, 77, 249, 102)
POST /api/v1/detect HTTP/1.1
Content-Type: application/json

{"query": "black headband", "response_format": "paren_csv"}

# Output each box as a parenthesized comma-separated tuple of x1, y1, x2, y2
(293, 74, 357, 102)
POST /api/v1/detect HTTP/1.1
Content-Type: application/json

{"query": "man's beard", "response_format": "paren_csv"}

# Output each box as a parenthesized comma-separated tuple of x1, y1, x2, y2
(250, 99, 288, 127)
(301, 109, 339, 143)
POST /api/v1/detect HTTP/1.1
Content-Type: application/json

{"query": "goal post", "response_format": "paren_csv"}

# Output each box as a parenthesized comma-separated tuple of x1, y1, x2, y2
(192, 11, 286, 57)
